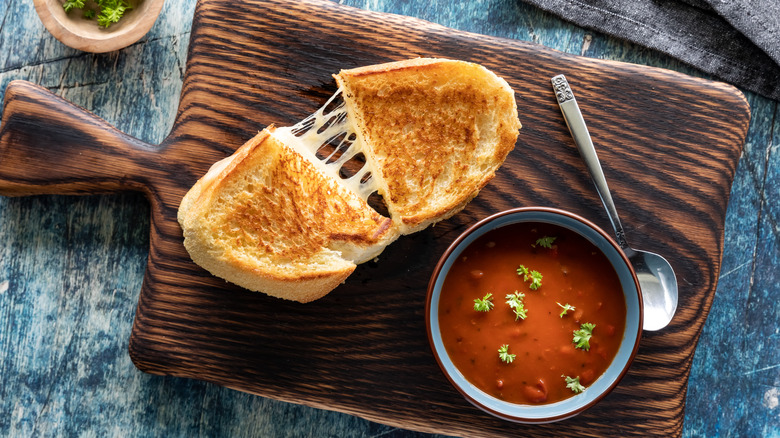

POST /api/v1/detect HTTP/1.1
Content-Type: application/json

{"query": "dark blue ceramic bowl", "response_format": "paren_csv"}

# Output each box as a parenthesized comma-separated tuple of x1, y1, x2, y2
(426, 207, 643, 423)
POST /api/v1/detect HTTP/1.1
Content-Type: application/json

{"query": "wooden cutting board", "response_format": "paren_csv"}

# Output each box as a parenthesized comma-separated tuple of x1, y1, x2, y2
(0, 0, 749, 436)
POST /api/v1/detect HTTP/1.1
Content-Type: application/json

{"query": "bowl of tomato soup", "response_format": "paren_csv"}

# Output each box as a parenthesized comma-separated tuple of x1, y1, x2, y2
(426, 207, 642, 423)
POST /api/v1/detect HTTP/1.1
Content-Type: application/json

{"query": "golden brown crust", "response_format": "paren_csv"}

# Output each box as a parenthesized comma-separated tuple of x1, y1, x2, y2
(179, 58, 521, 302)
(335, 58, 521, 234)
(178, 128, 395, 302)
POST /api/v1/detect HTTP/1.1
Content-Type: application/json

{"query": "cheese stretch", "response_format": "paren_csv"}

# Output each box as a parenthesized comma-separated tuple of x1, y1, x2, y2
(272, 89, 379, 203)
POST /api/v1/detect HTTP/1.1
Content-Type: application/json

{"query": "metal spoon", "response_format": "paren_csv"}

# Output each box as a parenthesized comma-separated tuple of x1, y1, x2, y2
(551, 74, 678, 331)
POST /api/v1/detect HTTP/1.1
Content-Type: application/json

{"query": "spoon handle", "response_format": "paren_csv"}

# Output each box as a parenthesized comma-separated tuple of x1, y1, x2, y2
(552, 74, 629, 249)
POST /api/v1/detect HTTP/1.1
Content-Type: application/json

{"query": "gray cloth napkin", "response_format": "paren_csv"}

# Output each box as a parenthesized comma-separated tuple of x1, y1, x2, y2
(521, 0, 780, 101)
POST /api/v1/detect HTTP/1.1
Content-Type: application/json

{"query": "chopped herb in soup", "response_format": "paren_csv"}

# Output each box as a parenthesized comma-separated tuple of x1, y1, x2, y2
(438, 221, 627, 404)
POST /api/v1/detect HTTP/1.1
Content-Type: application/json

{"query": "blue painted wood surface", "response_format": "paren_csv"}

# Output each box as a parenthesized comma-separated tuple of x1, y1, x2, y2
(0, 0, 776, 436)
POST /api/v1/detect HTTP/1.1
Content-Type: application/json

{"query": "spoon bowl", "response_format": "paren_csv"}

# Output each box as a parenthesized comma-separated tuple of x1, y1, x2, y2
(552, 74, 679, 331)
(625, 248, 678, 331)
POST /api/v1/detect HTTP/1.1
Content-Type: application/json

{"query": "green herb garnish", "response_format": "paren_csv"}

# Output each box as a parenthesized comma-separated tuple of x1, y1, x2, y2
(527, 270, 542, 290)
(562, 375, 586, 393)
(516, 264, 529, 277)
(534, 236, 557, 249)
(97, 0, 131, 27)
(573, 322, 596, 351)
(498, 344, 516, 364)
(63, 0, 86, 12)
(473, 292, 494, 312)
(63, 0, 133, 28)
(516, 265, 543, 290)
(505, 291, 528, 320)
(557, 302, 575, 317)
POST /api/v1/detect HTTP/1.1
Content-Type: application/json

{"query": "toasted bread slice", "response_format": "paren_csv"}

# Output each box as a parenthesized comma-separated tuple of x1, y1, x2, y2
(179, 58, 520, 302)
(335, 58, 521, 234)
(178, 128, 395, 303)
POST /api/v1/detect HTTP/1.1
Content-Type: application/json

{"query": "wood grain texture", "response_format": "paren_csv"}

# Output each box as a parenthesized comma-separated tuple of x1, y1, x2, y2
(0, 0, 760, 431)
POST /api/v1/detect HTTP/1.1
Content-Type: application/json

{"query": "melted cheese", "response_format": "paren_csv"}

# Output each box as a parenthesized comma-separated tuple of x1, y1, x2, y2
(273, 89, 379, 202)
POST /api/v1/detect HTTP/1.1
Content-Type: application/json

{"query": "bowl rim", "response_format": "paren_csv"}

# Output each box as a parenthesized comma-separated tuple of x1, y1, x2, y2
(425, 206, 643, 423)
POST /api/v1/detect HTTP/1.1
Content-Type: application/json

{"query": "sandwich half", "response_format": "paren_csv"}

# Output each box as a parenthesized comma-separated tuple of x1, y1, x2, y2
(335, 58, 521, 234)
(178, 58, 521, 302)
(178, 128, 396, 303)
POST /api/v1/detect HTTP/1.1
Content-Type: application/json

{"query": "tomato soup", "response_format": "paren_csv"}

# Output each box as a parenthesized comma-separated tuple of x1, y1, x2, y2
(438, 221, 626, 405)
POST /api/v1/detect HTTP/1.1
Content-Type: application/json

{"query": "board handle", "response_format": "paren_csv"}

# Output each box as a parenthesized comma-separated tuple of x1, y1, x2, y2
(0, 80, 159, 197)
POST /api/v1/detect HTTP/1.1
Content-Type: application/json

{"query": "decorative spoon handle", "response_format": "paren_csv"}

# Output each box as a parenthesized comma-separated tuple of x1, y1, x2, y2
(551, 74, 628, 249)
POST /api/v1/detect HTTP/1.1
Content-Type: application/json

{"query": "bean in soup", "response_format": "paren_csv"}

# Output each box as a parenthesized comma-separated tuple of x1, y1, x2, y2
(438, 221, 626, 405)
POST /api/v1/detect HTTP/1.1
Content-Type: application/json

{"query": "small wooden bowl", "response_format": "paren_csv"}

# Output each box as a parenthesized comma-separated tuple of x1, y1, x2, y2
(34, 0, 164, 53)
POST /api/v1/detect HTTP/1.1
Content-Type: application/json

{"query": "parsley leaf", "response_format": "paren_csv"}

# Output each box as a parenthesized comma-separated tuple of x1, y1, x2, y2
(64, 0, 132, 28)
(562, 375, 586, 393)
(557, 302, 575, 317)
(97, 0, 131, 28)
(505, 291, 528, 320)
(473, 293, 494, 312)
(498, 344, 516, 364)
(63, 0, 85, 12)
(527, 270, 543, 290)
(516, 264, 543, 290)
(573, 322, 596, 351)
(534, 236, 557, 249)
